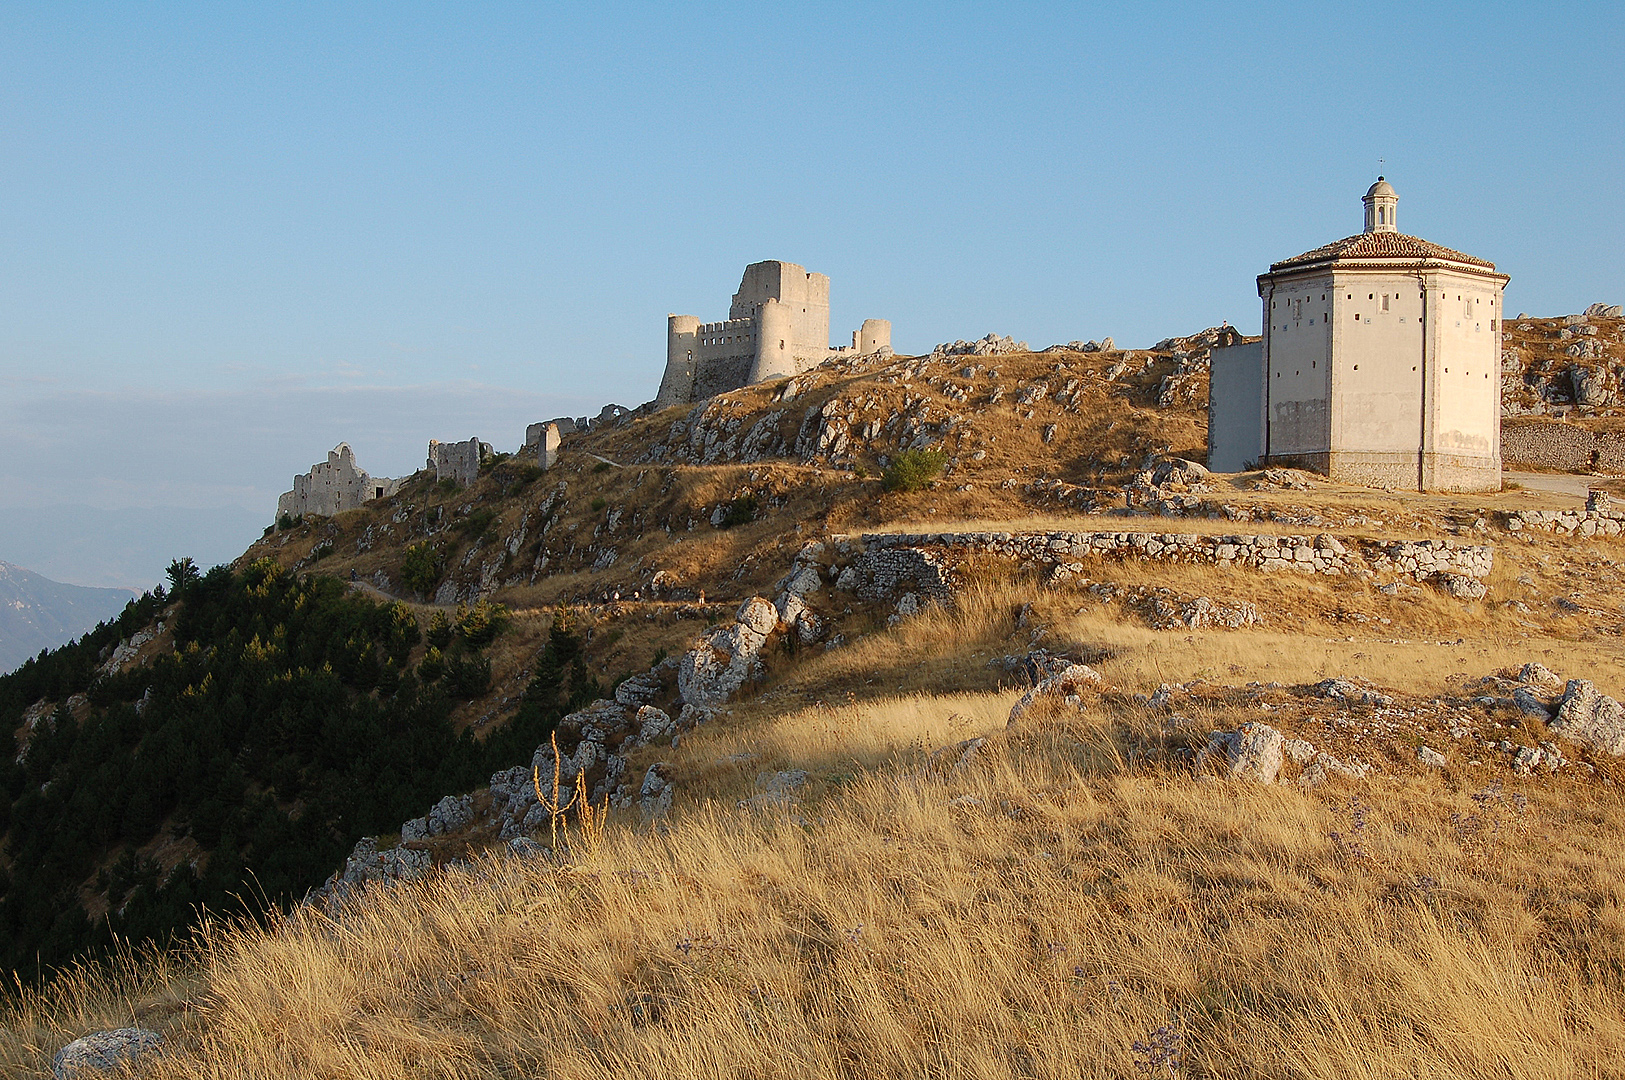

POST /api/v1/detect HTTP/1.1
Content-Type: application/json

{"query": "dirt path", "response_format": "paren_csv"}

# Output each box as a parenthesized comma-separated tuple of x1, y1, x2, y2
(1504, 471, 1593, 500)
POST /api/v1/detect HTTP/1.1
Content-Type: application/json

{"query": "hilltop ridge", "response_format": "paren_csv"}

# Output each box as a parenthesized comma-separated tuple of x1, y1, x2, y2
(7, 317, 1625, 1076)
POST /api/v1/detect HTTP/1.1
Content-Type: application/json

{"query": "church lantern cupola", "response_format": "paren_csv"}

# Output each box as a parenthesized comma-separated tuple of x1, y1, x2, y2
(1362, 176, 1398, 234)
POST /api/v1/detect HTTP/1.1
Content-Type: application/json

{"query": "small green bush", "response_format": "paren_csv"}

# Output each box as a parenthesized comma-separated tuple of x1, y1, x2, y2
(457, 599, 510, 647)
(458, 508, 496, 539)
(277, 513, 298, 531)
(444, 653, 491, 698)
(418, 646, 446, 683)
(309, 541, 334, 562)
(882, 449, 947, 493)
(401, 542, 444, 594)
(426, 610, 454, 650)
(717, 493, 758, 529)
(593, 461, 613, 474)
(590, 497, 608, 512)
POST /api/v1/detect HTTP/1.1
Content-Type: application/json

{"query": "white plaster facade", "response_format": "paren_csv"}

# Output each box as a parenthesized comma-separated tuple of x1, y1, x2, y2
(276, 443, 403, 520)
(1207, 341, 1265, 472)
(657, 261, 891, 407)
(1209, 179, 1510, 492)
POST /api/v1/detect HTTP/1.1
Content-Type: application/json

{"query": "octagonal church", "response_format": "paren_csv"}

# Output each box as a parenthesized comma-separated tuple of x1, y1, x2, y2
(1209, 179, 1509, 492)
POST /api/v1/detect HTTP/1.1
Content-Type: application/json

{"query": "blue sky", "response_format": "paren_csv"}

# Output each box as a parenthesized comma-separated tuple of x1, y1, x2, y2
(1, 1, 1621, 586)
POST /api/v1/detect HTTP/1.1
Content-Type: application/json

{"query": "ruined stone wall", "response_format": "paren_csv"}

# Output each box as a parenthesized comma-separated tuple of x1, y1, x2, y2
(428, 437, 483, 488)
(276, 443, 401, 520)
(1502, 420, 1625, 472)
(1503, 492, 1625, 536)
(834, 530, 1492, 599)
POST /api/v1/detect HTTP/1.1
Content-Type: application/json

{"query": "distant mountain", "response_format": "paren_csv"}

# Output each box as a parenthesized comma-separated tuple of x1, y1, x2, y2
(0, 561, 135, 673)
(0, 504, 266, 591)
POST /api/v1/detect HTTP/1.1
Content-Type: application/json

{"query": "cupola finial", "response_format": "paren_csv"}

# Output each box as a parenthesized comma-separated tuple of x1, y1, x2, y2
(1363, 177, 1398, 234)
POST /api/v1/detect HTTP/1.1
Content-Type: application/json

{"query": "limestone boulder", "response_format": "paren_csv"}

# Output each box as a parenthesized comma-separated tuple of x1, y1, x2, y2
(1006, 662, 1103, 724)
(426, 794, 474, 836)
(1208, 722, 1285, 783)
(1518, 661, 1564, 690)
(53, 1028, 163, 1079)
(639, 763, 675, 821)
(678, 621, 769, 708)
(1512, 687, 1553, 719)
(1551, 679, 1625, 756)
(736, 596, 780, 635)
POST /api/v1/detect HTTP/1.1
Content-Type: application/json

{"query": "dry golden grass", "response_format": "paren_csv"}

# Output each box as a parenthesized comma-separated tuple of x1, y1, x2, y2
(11, 704, 1625, 1078)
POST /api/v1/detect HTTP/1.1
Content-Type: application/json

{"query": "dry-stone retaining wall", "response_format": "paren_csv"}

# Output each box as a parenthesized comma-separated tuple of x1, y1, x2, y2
(837, 530, 1492, 599)
(1504, 491, 1625, 536)
(1503, 420, 1625, 472)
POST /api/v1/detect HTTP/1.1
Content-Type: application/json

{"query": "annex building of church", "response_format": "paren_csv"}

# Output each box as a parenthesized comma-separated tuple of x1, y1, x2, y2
(1209, 179, 1510, 492)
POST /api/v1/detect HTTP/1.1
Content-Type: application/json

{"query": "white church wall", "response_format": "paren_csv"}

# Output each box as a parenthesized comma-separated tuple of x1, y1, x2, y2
(1207, 341, 1264, 472)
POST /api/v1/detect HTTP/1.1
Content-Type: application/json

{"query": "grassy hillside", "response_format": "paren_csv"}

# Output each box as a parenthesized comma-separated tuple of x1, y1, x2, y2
(6, 332, 1625, 1075)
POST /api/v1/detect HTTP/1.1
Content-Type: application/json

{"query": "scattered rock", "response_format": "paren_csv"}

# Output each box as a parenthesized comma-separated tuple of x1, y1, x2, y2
(1298, 752, 1371, 788)
(1201, 722, 1284, 783)
(53, 1029, 163, 1079)
(1433, 572, 1487, 601)
(1417, 746, 1447, 769)
(1310, 678, 1394, 709)
(639, 763, 675, 821)
(1550, 679, 1625, 755)
(1511, 687, 1553, 719)
(1283, 738, 1317, 766)
(1006, 662, 1103, 724)
(1518, 662, 1563, 690)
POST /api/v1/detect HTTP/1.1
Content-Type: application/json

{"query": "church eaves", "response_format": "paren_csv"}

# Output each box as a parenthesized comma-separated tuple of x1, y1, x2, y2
(1269, 231, 1496, 273)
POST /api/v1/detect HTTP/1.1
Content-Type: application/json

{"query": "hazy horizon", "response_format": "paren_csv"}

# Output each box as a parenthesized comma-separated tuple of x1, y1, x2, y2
(1, 2, 1619, 587)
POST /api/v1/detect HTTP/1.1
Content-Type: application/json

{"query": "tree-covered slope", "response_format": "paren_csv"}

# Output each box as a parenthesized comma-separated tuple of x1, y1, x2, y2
(0, 559, 595, 978)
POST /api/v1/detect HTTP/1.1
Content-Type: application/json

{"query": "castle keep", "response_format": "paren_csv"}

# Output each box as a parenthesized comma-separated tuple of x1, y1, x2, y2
(1209, 179, 1509, 492)
(656, 260, 890, 407)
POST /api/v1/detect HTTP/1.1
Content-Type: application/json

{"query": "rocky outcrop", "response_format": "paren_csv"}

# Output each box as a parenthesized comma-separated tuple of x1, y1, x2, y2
(929, 333, 1029, 358)
(1206, 722, 1285, 783)
(678, 597, 778, 708)
(318, 837, 432, 900)
(1196, 721, 1368, 787)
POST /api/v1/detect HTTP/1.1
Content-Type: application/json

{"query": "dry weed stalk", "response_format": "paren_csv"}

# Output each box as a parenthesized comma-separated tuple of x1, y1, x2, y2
(532, 729, 578, 854)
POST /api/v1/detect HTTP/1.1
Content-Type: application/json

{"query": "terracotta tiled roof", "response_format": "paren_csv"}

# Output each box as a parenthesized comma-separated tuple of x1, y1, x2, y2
(1270, 232, 1496, 272)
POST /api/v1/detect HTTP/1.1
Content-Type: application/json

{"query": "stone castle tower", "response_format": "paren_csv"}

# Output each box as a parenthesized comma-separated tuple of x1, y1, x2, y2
(656, 260, 891, 408)
(1209, 178, 1509, 492)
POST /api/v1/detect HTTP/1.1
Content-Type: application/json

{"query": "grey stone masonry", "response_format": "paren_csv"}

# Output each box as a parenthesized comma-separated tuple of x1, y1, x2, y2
(1503, 492, 1625, 537)
(838, 530, 1492, 598)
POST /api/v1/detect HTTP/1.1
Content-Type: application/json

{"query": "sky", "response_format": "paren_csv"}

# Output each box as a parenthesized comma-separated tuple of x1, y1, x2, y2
(1, 1, 1621, 589)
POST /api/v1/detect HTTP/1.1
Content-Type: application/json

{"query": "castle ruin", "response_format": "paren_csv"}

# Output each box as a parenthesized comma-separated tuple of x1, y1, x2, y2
(428, 437, 488, 488)
(276, 444, 403, 520)
(655, 260, 891, 407)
